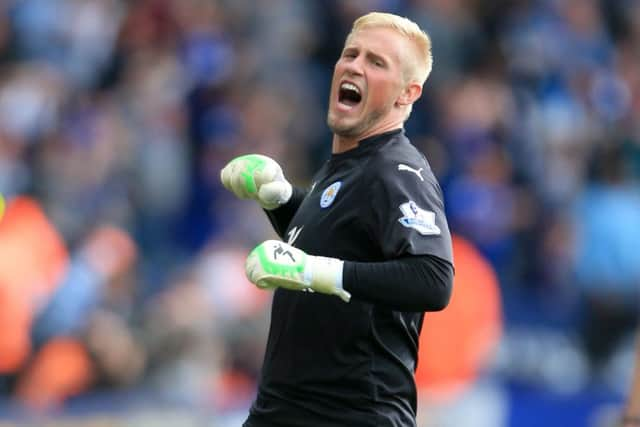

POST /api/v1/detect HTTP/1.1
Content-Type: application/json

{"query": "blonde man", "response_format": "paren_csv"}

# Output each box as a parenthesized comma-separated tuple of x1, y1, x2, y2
(222, 12, 453, 427)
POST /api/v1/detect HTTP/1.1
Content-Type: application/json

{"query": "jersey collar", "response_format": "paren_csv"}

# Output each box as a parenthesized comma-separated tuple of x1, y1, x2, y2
(330, 128, 404, 162)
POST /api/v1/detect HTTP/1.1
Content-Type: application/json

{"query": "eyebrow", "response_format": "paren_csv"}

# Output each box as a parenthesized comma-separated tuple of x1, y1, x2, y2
(367, 51, 387, 65)
(342, 46, 390, 65)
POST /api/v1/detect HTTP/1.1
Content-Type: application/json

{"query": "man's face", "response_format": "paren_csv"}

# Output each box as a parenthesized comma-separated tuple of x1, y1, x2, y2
(327, 27, 409, 138)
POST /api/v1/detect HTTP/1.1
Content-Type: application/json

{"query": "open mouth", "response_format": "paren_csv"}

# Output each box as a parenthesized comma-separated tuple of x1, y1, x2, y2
(338, 82, 362, 107)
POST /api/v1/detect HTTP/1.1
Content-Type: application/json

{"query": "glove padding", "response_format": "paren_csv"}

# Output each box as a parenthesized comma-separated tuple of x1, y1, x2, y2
(220, 154, 292, 210)
(245, 240, 351, 303)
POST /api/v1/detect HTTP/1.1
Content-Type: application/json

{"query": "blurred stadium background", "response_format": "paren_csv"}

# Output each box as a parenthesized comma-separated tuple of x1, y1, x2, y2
(0, 0, 639, 426)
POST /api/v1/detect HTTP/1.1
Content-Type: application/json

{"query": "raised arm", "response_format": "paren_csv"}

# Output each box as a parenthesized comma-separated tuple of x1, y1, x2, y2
(220, 154, 305, 238)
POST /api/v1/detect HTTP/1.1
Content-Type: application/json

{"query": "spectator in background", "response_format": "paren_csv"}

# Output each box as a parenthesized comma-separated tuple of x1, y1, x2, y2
(140, 244, 270, 410)
(17, 223, 141, 410)
(14, 338, 93, 411)
(0, 196, 68, 378)
(621, 335, 640, 426)
(32, 225, 137, 346)
(571, 143, 640, 373)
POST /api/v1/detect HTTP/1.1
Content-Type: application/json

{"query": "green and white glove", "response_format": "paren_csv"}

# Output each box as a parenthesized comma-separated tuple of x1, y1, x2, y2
(220, 154, 292, 210)
(245, 240, 351, 303)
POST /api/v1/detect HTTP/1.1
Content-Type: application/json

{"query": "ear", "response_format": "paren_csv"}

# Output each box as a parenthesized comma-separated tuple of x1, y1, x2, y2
(396, 82, 422, 107)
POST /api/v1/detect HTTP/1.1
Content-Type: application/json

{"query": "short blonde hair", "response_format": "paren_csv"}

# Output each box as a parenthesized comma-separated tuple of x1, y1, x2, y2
(349, 12, 433, 86)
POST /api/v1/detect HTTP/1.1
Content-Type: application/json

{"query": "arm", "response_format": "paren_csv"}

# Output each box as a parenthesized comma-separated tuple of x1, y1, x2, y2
(622, 336, 640, 426)
(244, 146, 454, 308)
(343, 254, 453, 312)
(221, 154, 293, 209)
(265, 187, 307, 239)
(245, 241, 453, 311)
(32, 225, 137, 345)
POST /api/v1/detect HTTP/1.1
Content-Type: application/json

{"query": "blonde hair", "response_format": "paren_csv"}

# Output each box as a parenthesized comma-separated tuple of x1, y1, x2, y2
(349, 12, 433, 86)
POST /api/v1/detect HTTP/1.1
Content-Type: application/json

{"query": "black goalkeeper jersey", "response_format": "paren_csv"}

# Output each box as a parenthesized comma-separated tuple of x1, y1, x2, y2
(244, 129, 453, 427)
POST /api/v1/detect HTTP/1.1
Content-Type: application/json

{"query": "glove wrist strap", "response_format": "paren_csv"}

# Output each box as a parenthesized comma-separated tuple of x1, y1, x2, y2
(306, 256, 350, 302)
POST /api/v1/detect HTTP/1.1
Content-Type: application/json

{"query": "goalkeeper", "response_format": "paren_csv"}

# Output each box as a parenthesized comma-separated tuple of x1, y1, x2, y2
(221, 12, 453, 427)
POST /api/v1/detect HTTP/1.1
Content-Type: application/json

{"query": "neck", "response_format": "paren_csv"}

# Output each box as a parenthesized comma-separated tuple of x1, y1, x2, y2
(331, 116, 404, 154)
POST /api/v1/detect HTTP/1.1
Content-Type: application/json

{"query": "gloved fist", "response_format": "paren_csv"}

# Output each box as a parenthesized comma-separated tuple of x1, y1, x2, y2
(245, 240, 351, 303)
(220, 154, 292, 210)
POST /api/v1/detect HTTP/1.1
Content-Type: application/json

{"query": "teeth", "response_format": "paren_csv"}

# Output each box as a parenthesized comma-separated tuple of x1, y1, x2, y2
(340, 82, 360, 94)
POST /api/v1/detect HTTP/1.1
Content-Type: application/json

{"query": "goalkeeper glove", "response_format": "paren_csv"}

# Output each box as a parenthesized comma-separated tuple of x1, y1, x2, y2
(220, 154, 292, 210)
(245, 240, 351, 303)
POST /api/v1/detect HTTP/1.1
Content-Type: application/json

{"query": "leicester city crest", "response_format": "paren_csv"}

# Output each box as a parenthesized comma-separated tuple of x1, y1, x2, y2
(320, 181, 341, 208)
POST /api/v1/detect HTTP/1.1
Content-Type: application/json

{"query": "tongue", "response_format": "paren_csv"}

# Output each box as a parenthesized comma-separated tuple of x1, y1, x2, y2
(341, 98, 359, 107)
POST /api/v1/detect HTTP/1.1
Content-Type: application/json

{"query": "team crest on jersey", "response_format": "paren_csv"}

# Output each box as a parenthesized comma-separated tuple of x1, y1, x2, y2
(398, 201, 441, 235)
(320, 181, 341, 208)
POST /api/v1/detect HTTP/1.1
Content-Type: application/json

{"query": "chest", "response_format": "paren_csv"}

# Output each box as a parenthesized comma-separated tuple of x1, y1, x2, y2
(284, 163, 380, 260)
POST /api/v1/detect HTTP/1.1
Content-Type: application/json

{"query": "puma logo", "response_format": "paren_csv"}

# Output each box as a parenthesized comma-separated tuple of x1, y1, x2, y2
(398, 164, 424, 181)
(287, 226, 303, 245)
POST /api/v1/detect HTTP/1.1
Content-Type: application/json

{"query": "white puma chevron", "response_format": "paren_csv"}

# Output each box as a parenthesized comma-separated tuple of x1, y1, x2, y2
(398, 164, 424, 181)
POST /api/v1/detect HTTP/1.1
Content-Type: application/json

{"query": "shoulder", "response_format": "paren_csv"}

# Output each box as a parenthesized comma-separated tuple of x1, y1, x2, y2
(366, 133, 434, 186)
(371, 133, 429, 168)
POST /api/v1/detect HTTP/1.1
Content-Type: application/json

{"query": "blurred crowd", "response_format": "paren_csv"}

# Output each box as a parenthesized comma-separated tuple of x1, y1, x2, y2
(0, 0, 639, 421)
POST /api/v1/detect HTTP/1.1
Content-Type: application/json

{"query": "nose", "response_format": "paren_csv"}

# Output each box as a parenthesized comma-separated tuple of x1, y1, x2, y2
(341, 56, 364, 77)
